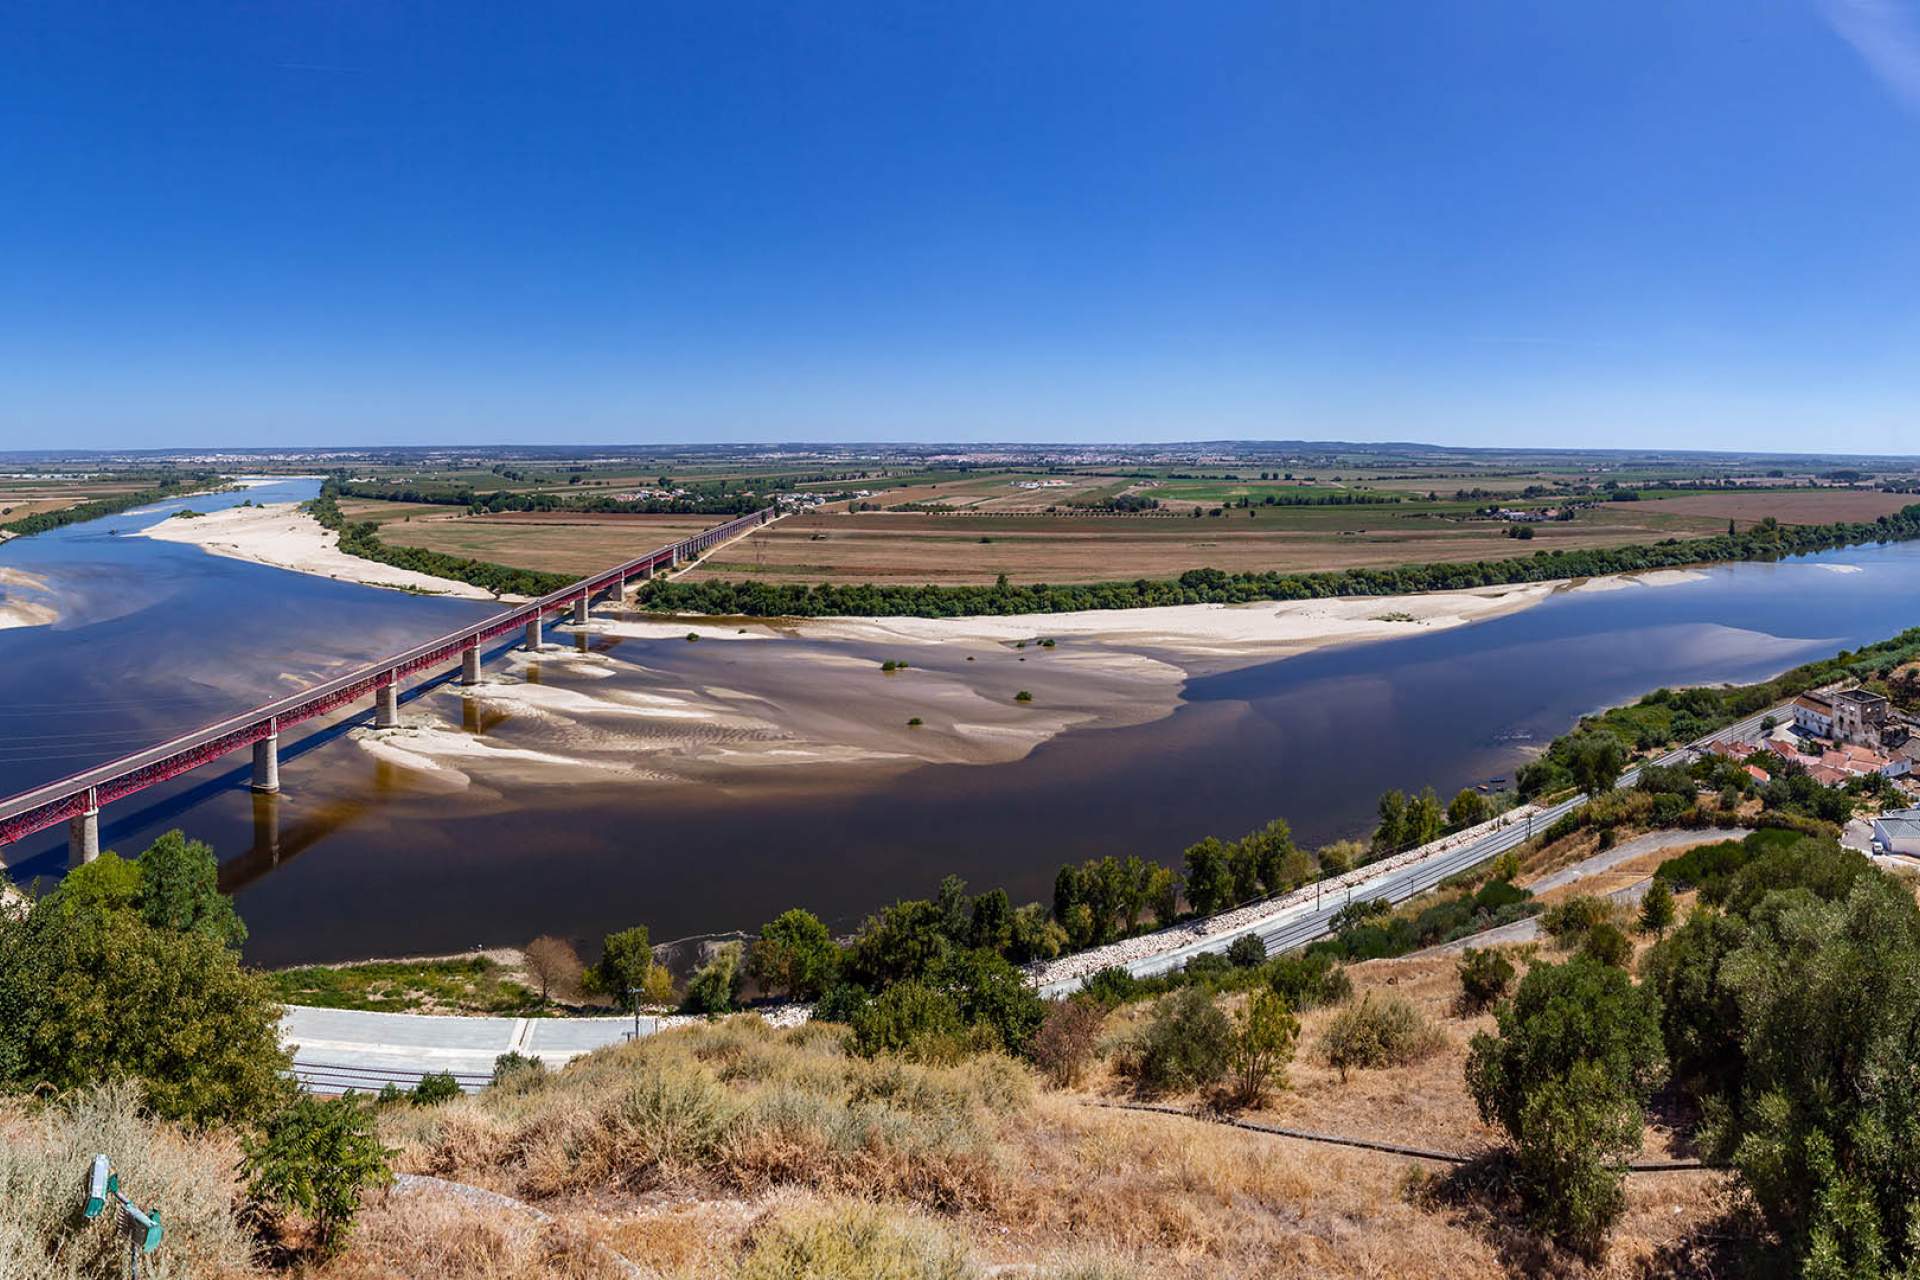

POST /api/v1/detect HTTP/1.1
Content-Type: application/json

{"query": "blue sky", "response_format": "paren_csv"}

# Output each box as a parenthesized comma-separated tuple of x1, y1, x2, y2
(1, 1, 1917, 452)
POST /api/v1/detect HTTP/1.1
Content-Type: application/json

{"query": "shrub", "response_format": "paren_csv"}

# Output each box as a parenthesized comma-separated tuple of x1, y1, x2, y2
(1032, 998, 1106, 1088)
(1226, 989, 1299, 1108)
(685, 942, 746, 1015)
(1080, 966, 1146, 1008)
(1579, 921, 1633, 969)
(1319, 993, 1445, 1081)
(1226, 932, 1268, 968)
(491, 1051, 546, 1090)
(411, 1072, 462, 1106)
(1014, 690, 1033, 702)
(243, 1095, 393, 1257)
(1538, 895, 1616, 946)
(814, 982, 872, 1025)
(1466, 956, 1665, 1258)
(851, 981, 966, 1059)
(1264, 951, 1352, 1011)
(1456, 947, 1515, 1014)
(0, 1082, 254, 1278)
(1637, 879, 1675, 937)
(1125, 988, 1233, 1095)
(734, 1197, 974, 1280)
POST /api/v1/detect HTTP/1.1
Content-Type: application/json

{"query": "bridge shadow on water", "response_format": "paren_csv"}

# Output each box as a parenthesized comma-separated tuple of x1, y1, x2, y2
(6, 664, 471, 890)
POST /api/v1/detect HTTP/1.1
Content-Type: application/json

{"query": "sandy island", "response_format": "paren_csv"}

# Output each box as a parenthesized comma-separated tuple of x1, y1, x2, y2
(0, 567, 58, 630)
(136, 497, 1722, 788)
(136, 500, 500, 600)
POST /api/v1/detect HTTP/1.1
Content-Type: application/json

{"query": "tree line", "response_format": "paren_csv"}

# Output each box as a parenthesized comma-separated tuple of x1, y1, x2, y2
(306, 481, 577, 598)
(632, 503, 1920, 618)
(0, 473, 227, 537)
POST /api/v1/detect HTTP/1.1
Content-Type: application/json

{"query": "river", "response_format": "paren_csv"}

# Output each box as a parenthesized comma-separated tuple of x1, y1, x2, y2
(1, 479, 1912, 965)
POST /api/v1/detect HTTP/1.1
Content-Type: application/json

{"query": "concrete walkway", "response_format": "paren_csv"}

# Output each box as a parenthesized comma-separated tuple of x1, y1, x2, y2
(284, 1006, 654, 1094)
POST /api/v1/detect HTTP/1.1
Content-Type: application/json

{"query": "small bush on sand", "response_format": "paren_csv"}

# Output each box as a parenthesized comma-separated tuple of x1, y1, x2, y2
(1319, 993, 1446, 1082)
(1455, 947, 1516, 1014)
(1032, 999, 1106, 1088)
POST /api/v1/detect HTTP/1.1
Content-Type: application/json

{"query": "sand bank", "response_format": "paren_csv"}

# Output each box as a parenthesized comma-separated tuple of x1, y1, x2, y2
(777, 581, 1563, 671)
(0, 567, 58, 630)
(136, 501, 500, 600)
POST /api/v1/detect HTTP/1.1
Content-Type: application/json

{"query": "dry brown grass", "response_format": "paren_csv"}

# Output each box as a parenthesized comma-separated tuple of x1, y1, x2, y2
(1645, 489, 1916, 527)
(357, 991, 1741, 1279)
(378, 512, 727, 577)
(677, 506, 1753, 587)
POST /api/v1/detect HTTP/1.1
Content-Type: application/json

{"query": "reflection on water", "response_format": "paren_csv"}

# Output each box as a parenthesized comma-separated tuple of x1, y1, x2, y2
(5, 482, 1920, 966)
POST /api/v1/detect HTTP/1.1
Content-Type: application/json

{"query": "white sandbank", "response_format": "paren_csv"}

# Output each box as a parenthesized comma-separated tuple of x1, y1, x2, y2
(135, 501, 499, 600)
(0, 567, 58, 630)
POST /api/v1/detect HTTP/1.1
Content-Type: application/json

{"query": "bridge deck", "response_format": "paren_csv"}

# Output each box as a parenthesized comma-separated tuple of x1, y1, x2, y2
(0, 506, 773, 847)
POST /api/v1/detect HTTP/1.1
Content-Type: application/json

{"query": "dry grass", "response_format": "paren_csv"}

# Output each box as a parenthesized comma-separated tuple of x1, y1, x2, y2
(377, 513, 727, 577)
(678, 506, 1760, 587)
(1643, 489, 1916, 528)
(0, 1082, 255, 1280)
(360, 994, 1740, 1278)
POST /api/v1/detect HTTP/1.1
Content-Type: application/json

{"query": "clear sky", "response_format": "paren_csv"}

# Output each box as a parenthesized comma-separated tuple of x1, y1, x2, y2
(2, 2, 1916, 452)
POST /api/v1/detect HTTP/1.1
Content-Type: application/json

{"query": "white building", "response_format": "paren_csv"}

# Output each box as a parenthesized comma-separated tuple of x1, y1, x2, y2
(1872, 808, 1920, 858)
(1793, 691, 1834, 737)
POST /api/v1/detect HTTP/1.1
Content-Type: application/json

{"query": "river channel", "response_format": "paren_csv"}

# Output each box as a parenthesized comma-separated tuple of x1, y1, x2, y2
(1, 479, 1914, 966)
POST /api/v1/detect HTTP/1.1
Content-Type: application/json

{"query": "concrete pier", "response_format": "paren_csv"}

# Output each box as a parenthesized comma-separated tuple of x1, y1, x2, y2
(68, 803, 99, 868)
(461, 645, 481, 685)
(524, 617, 542, 651)
(572, 596, 589, 625)
(375, 682, 399, 728)
(251, 731, 280, 793)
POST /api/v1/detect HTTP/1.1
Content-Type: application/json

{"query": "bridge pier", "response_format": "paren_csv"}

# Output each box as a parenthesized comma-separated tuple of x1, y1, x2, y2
(523, 617, 542, 651)
(375, 682, 398, 728)
(251, 730, 279, 793)
(572, 596, 589, 625)
(461, 645, 481, 685)
(67, 800, 99, 868)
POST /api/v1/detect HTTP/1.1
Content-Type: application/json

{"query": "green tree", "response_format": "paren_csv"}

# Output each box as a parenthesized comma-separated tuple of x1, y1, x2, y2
(1406, 787, 1446, 847)
(1567, 731, 1627, 797)
(748, 908, 839, 1000)
(1465, 956, 1665, 1258)
(968, 887, 1013, 953)
(136, 829, 246, 948)
(0, 898, 290, 1127)
(1183, 837, 1233, 915)
(1447, 788, 1492, 832)
(850, 980, 965, 1058)
(587, 925, 658, 1011)
(1228, 989, 1299, 1108)
(848, 898, 951, 987)
(1372, 790, 1409, 856)
(244, 1096, 393, 1257)
(684, 942, 745, 1014)
(931, 947, 1046, 1053)
(1637, 879, 1675, 938)
(1130, 988, 1234, 1094)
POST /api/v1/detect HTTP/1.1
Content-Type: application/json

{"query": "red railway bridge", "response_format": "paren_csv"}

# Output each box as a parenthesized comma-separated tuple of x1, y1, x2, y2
(0, 507, 776, 867)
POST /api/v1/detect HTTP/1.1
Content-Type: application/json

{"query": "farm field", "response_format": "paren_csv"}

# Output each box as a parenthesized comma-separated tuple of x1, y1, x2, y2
(337, 481, 1915, 588)
(0, 475, 156, 523)
(673, 487, 1906, 587)
(373, 510, 725, 578)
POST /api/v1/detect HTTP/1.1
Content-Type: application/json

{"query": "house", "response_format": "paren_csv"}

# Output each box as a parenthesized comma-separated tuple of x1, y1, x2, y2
(1872, 808, 1920, 858)
(1794, 692, 1835, 737)
(1833, 688, 1893, 747)
(1744, 764, 1771, 784)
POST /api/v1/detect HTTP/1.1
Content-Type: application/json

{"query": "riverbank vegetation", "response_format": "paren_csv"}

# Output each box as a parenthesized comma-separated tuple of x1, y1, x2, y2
(306, 480, 576, 598)
(1517, 625, 1920, 797)
(0, 472, 229, 538)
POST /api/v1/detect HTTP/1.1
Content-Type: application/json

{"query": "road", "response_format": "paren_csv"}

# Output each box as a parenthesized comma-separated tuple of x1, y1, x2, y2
(284, 1006, 652, 1094)
(1037, 700, 1794, 998)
